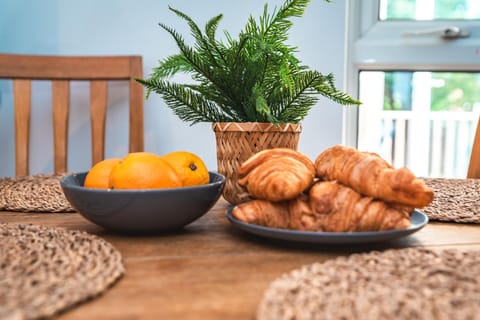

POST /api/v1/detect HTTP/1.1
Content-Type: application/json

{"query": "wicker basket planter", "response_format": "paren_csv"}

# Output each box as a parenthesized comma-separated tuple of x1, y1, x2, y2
(212, 122, 302, 205)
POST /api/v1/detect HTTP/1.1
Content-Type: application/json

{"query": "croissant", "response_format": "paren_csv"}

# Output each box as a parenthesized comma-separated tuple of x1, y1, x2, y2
(314, 144, 434, 208)
(232, 181, 411, 232)
(309, 180, 412, 232)
(232, 196, 316, 231)
(237, 148, 315, 202)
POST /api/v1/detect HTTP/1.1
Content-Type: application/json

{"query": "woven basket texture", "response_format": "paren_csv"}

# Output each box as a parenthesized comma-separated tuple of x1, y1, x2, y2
(0, 223, 124, 320)
(422, 177, 480, 223)
(0, 174, 75, 213)
(258, 247, 480, 320)
(212, 122, 301, 205)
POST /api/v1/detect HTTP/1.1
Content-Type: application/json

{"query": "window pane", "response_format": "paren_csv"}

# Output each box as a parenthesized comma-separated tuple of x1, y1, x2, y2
(380, 0, 480, 20)
(358, 71, 480, 178)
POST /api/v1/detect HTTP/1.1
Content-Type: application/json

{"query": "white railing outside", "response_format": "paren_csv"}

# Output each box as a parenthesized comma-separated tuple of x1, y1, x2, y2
(361, 110, 478, 178)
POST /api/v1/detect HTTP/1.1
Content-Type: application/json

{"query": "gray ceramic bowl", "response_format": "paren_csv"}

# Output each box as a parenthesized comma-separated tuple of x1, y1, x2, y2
(60, 171, 225, 233)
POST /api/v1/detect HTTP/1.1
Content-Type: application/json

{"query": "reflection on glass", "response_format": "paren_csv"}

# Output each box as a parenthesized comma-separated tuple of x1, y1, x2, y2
(358, 71, 480, 178)
(379, 0, 480, 20)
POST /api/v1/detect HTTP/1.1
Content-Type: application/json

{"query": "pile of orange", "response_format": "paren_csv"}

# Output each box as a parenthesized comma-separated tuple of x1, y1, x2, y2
(84, 151, 210, 190)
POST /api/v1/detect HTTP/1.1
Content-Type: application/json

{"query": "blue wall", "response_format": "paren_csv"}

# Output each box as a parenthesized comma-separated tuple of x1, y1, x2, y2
(0, 0, 347, 177)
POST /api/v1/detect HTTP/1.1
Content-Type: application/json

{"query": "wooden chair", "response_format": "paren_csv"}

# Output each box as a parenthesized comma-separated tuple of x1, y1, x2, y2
(0, 54, 144, 176)
(468, 115, 480, 179)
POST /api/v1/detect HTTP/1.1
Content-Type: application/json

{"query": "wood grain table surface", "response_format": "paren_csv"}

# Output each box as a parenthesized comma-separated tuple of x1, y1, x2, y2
(2, 198, 480, 320)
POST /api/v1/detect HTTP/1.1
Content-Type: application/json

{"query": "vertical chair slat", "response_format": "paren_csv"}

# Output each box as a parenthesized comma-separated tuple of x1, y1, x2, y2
(467, 116, 480, 178)
(13, 79, 31, 176)
(0, 54, 144, 177)
(129, 56, 144, 153)
(90, 80, 108, 165)
(52, 80, 70, 174)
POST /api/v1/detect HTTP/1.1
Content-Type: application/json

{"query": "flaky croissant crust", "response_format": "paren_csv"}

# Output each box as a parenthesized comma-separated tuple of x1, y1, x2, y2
(315, 145, 434, 208)
(232, 145, 434, 232)
(309, 180, 412, 232)
(238, 148, 315, 202)
(232, 181, 412, 232)
(238, 148, 314, 177)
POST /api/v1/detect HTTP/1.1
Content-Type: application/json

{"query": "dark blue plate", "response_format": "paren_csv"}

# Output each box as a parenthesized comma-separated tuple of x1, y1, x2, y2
(226, 207, 428, 244)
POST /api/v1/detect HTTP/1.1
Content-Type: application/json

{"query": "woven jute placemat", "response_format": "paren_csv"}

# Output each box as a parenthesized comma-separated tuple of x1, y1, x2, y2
(0, 223, 124, 320)
(422, 178, 480, 223)
(258, 247, 480, 320)
(0, 174, 75, 212)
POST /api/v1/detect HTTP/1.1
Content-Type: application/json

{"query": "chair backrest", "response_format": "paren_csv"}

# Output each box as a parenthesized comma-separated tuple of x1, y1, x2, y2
(0, 54, 144, 176)
(468, 115, 480, 179)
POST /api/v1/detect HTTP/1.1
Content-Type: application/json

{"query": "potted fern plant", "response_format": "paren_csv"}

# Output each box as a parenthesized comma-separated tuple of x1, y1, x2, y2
(137, 0, 361, 204)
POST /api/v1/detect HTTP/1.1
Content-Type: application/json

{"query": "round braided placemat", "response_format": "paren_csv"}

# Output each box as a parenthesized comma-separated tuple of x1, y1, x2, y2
(422, 178, 480, 223)
(258, 248, 480, 320)
(0, 223, 124, 320)
(0, 174, 75, 212)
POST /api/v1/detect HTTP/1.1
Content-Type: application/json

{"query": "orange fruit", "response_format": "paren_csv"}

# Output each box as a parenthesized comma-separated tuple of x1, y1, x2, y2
(123, 152, 158, 160)
(84, 158, 122, 189)
(162, 151, 209, 187)
(108, 152, 182, 189)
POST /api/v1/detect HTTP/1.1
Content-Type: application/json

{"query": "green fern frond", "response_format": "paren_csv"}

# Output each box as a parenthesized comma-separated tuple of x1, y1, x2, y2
(168, 7, 223, 69)
(158, 23, 214, 81)
(137, 0, 361, 125)
(205, 14, 223, 41)
(151, 54, 192, 78)
(312, 72, 362, 106)
(138, 78, 235, 124)
(262, 0, 309, 41)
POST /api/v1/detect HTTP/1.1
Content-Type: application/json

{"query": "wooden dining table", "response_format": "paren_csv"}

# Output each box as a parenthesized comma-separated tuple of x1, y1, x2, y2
(2, 198, 480, 320)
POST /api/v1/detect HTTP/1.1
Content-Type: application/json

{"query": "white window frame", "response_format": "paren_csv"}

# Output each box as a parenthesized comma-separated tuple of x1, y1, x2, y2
(343, 0, 480, 147)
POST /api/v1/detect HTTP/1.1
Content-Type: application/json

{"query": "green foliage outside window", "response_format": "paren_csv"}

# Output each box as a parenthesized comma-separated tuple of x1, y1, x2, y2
(381, 0, 473, 20)
(431, 73, 480, 112)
